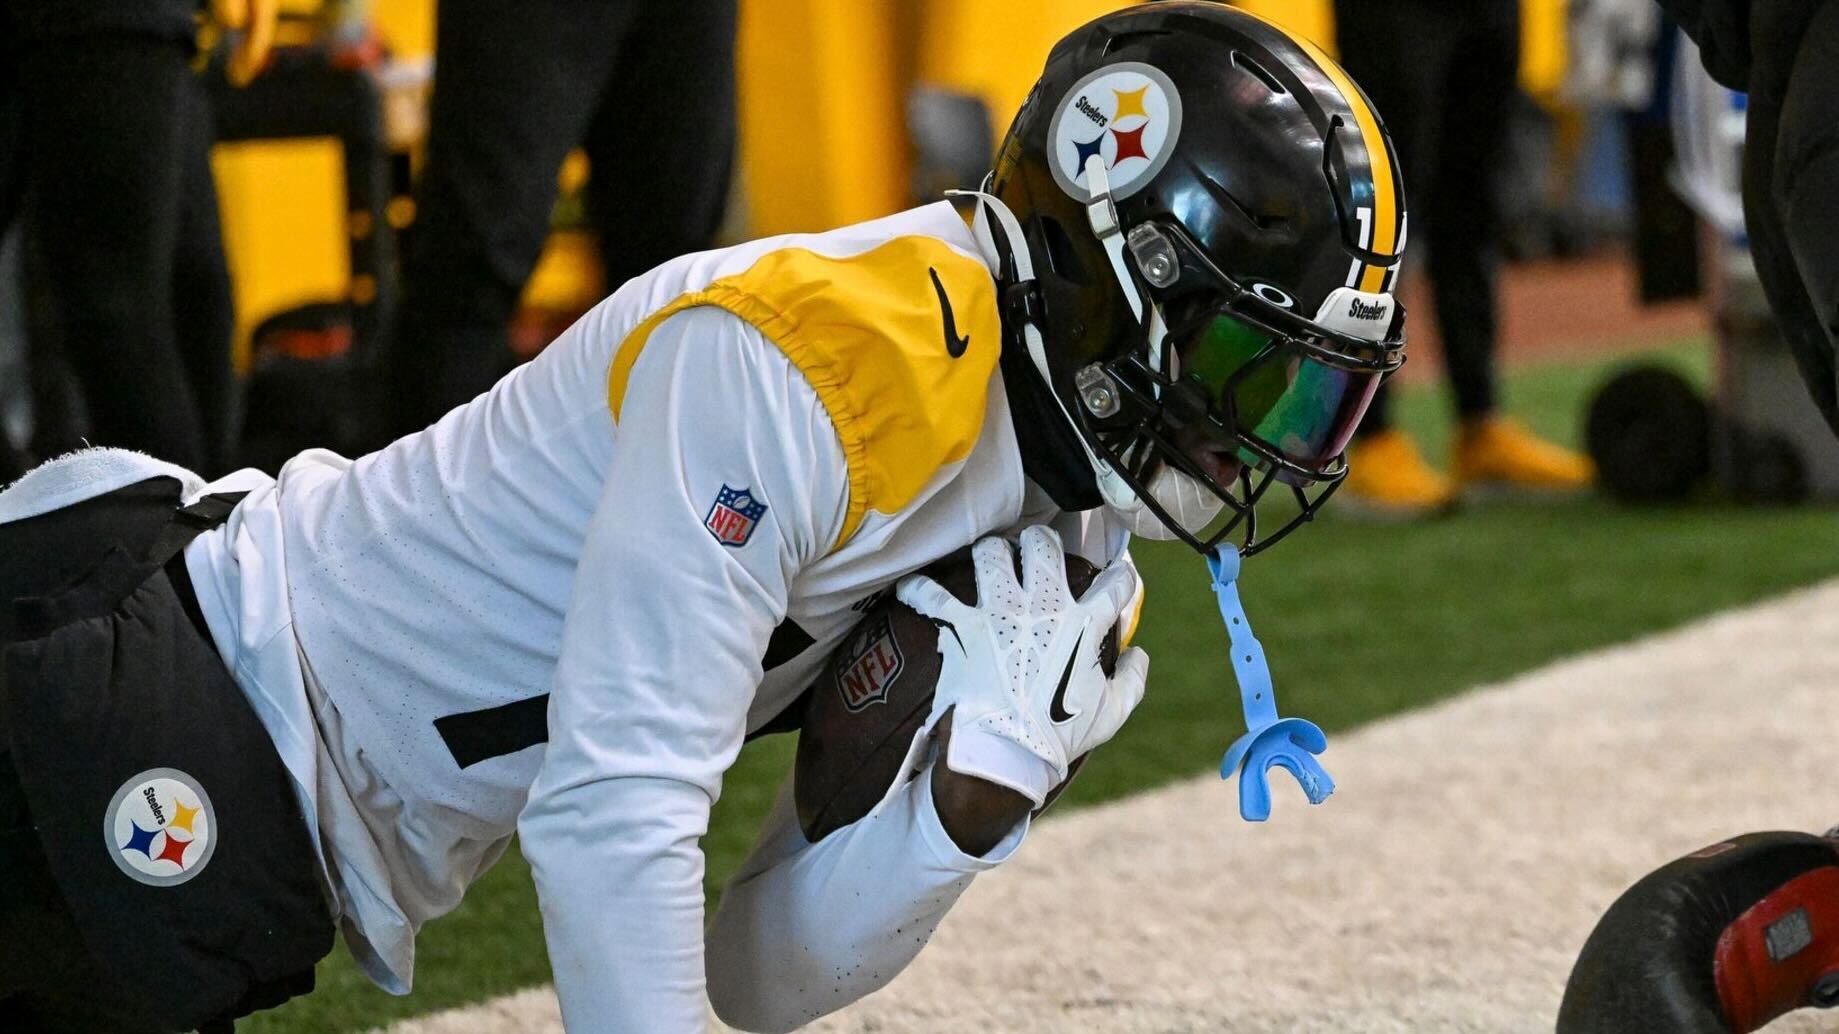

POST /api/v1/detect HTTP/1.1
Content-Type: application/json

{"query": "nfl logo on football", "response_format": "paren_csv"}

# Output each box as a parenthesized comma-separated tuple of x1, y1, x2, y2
(705, 484, 768, 547)
(836, 617, 904, 712)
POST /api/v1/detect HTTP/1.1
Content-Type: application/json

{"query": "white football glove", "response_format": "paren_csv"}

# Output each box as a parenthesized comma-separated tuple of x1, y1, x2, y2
(896, 526, 1150, 805)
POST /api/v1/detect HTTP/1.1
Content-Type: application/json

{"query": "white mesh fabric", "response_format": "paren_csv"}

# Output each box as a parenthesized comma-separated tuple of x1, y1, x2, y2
(896, 527, 1151, 804)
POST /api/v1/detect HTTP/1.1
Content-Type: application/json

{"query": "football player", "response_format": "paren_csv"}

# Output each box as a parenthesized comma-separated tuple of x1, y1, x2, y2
(1558, 3, 1839, 1031)
(0, 4, 1407, 1031)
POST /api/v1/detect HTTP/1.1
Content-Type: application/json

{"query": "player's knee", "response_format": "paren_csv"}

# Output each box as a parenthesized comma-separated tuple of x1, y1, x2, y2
(705, 919, 904, 1034)
(704, 961, 803, 1034)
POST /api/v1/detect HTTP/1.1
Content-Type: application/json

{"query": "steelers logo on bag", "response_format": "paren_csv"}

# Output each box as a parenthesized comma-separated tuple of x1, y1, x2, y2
(1047, 61, 1184, 202)
(105, 768, 217, 887)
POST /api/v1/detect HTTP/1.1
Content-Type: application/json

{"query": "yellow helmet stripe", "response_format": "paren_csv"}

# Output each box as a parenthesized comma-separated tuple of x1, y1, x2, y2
(1243, 23, 1399, 294)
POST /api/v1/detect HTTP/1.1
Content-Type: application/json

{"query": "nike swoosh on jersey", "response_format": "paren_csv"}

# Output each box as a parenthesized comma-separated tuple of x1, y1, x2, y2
(929, 266, 971, 358)
(1049, 632, 1083, 724)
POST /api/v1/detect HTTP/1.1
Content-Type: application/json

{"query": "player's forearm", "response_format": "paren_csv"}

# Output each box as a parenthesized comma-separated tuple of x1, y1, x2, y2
(930, 757, 1033, 856)
(521, 776, 712, 1032)
(705, 765, 1025, 1033)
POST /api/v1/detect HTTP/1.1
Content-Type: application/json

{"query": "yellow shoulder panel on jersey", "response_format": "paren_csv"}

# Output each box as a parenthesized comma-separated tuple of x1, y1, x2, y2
(608, 235, 1001, 551)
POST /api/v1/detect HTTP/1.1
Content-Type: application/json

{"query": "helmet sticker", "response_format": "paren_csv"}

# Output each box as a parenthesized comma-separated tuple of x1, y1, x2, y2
(1047, 62, 1184, 203)
(105, 768, 217, 887)
(1250, 283, 1297, 309)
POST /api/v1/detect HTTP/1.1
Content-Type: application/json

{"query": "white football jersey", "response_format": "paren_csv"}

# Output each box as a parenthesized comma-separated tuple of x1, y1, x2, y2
(181, 202, 1128, 1028)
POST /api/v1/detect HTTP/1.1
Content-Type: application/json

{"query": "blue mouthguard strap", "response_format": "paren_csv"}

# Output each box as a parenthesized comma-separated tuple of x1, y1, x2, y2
(1207, 548, 1278, 728)
(1208, 546, 1336, 822)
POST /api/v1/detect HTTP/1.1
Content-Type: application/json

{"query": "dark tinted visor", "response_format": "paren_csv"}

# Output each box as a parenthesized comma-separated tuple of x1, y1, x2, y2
(1177, 310, 1384, 474)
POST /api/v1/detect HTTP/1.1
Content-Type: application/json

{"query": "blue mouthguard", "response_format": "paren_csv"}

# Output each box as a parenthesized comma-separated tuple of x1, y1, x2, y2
(1208, 546, 1335, 822)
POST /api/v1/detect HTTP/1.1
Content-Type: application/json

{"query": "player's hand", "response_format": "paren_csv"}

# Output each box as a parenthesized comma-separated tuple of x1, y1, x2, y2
(897, 527, 1149, 806)
(212, 0, 279, 86)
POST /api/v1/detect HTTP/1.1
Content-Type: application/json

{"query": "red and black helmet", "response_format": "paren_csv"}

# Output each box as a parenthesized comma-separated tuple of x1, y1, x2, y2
(987, 1, 1409, 554)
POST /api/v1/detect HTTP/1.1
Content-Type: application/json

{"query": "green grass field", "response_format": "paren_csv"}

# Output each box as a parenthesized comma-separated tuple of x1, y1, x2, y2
(248, 338, 1839, 1033)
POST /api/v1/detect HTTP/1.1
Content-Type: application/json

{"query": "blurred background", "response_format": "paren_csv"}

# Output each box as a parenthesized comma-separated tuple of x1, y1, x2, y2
(0, 0, 1831, 504)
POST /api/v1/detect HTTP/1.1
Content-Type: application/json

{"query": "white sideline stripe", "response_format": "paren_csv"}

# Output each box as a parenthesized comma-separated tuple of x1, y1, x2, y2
(380, 580, 1839, 1034)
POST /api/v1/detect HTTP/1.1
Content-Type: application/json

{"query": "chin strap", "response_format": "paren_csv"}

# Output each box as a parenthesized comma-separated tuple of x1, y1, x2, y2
(1081, 157, 1177, 382)
(953, 187, 1141, 512)
(954, 183, 1038, 281)
(1208, 546, 1335, 821)
(952, 183, 1180, 517)
(1081, 157, 1145, 321)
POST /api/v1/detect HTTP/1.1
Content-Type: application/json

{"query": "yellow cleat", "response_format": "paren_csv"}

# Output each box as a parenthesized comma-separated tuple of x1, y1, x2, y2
(1339, 429, 1458, 518)
(1454, 416, 1595, 493)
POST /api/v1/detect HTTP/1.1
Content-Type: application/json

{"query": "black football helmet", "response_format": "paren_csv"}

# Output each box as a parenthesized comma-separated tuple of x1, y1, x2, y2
(981, 1, 1409, 554)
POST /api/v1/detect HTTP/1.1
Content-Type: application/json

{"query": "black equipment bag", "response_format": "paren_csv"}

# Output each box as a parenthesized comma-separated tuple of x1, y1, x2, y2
(0, 476, 334, 1031)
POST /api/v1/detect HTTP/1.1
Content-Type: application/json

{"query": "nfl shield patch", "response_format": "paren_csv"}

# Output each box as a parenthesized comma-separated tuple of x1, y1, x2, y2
(705, 485, 768, 547)
(834, 616, 904, 712)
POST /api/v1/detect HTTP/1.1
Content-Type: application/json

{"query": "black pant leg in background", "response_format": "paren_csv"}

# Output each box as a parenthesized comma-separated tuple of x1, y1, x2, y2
(391, 0, 639, 436)
(392, 0, 739, 437)
(0, 16, 26, 484)
(1665, 0, 1839, 436)
(1333, 0, 1450, 433)
(1335, 0, 1518, 431)
(0, 15, 19, 237)
(1756, 0, 1839, 434)
(583, 0, 736, 290)
(171, 72, 238, 471)
(1426, 0, 1519, 420)
(18, 32, 210, 470)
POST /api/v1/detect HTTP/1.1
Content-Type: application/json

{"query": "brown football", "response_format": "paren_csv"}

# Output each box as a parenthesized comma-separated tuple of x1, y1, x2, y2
(793, 544, 1118, 841)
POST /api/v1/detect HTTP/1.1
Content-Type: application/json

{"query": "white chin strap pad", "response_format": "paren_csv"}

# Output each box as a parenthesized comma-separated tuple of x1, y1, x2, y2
(1110, 465, 1227, 540)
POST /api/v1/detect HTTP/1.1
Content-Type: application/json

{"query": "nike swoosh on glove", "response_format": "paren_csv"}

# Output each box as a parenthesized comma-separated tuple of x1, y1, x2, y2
(896, 526, 1150, 805)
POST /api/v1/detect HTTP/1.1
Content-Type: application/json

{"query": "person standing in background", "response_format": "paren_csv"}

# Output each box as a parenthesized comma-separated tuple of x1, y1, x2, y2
(0, 0, 258, 477)
(388, 0, 737, 437)
(1331, 0, 1595, 515)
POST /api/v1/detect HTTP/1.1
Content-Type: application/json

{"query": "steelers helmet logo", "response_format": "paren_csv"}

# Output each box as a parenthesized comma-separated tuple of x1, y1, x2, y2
(1048, 62, 1183, 203)
(105, 768, 217, 887)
